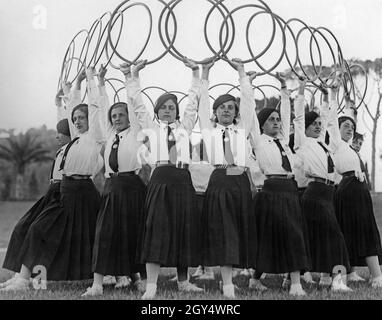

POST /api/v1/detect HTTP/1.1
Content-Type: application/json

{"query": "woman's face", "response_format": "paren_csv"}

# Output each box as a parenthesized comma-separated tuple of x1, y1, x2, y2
(157, 99, 177, 124)
(352, 138, 363, 153)
(73, 109, 89, 134)
(340, 119, 354, 142)
(306, 117, 322, 139)
(262, 112, 281, 137)
(56, 132, 71, 147)
(111, 106, 130, 133)
(215, 101, 236, 126)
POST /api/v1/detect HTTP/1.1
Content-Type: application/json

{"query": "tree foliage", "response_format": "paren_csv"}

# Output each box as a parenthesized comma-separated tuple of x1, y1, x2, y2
(0, 127, 57, 200)
(0, 131, 53, 175)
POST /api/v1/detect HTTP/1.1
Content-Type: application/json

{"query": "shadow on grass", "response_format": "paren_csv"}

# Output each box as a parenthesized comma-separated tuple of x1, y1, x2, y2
(1, 269, 382, 300)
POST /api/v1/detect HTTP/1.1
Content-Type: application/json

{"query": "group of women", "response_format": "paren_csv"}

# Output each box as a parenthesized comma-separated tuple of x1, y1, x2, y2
(1, 57, 382, 299)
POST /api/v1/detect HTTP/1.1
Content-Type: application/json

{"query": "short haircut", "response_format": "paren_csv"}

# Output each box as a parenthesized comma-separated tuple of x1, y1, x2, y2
(108, 102, 128, 125)
(353, 132, 364, 141)
(71, 104, 88, 123)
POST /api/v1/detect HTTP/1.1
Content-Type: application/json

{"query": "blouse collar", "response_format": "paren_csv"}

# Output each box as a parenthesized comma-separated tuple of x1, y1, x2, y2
(159, 120, 177, 130)
(215, 123, 235, 132)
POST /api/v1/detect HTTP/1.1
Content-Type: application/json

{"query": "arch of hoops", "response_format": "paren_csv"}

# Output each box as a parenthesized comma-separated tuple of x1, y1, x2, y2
(57, 0, 368, 114)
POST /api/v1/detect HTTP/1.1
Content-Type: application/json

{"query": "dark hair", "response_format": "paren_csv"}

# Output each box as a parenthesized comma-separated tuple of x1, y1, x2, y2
(305, 111, 320, 130)
(257, 108, 280, 134)
(353, 132, 364, 142)
(108, 102, 128, 125)
(71, 104, 88, 123)
(213, 94, 240, 125)
(338, 116, 357, 134)
(56, 119, 71, 138)
(154, 93, 180, 120)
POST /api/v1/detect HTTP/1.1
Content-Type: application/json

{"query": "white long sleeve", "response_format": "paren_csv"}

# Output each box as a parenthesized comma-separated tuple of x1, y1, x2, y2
(126, 75, 200, 165)
(65, 89, 82, 139)
(198, 76, 254, 167)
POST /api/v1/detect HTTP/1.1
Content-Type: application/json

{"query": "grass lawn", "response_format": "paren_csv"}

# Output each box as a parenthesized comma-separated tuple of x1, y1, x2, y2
(0, 195, 382, 300)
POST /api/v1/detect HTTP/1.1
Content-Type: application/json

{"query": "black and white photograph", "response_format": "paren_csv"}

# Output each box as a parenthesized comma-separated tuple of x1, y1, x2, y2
(1, 0, 382, 309)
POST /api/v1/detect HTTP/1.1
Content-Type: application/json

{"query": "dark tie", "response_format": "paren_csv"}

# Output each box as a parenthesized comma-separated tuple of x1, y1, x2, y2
(190, 139, 208, 163)
(167, 126, 177, 164)
(199, 139, 208, 162)
(317, 141, 335, 174)
(50, 149, 62, 180)
(274, 139, 292, 172)
(223, 129, 235, 165)
(109, 134, 120, 173)
(59, 137, 80, 171)
(350, 146, 366, 173)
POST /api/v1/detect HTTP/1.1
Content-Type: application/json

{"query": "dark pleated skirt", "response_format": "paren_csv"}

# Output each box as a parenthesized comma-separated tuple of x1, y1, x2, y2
(18, 177, 100, 280)
(334, 176, 382, 266)
(302, 182, 350, 273)
(298, 188, 306, 204)
(2, 183, 61, 272)
(92, 175, 146, 276)
(202, 168, 253, 268)
(251, 178, 310, 274)
(140, 166, 200, 267)
(195, 193, 205, 255)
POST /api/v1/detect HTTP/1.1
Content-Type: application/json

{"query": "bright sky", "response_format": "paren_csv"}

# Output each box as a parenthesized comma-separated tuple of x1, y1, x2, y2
(1, 0, 382, 187)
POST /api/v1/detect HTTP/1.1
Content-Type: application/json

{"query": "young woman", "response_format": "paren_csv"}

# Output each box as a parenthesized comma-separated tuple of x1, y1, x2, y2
(332, 95, 382, 288)
(81, 63, 148, 296)
(0, 68, 104, 291)
(127, 58, 203, 299)
(294, 77, 352, 292)
(248, 73, 310, 297)
(0, 89, 71, 288)
(198, 59, 255, 299)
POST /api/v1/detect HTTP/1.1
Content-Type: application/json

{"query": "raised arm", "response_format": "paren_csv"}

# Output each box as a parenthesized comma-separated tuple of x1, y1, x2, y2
(56, 87, 67, 122)
(199, 59, 214, 132)
(276, 73, 291, 143)
(125, 60, 153, 130)
(180, 57, 201, 135)
(317, 85, 329, 141)
(293, 77, 307, 151)
(66, 71, 85, 138)
(326, 80, 342, 151)
(117, 62, 140, 131)
(247, 71, 262, 148)
(96, 64, 112, 137)
(86, 66, 106, 144)
(230, 59, 256, 137)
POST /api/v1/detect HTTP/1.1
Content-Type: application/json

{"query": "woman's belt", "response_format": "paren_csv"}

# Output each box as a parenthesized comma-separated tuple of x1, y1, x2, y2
(342, 171, 356, 177)
(63, 175, 91, 180)
(310, 177, 335, 186)
(266, 174, 295, 180)
(214, 165, 248, 174)
(156, 161, 189, 170)
(109, 171, 136, 178)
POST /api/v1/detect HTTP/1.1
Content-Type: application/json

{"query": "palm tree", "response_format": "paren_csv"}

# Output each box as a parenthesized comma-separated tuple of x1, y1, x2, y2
(0, 132, 53, 200)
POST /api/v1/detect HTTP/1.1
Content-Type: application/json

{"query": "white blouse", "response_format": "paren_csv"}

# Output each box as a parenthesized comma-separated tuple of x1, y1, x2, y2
(52, 93, 69, 180)
(250, 88, 298, 176)
(333, 140, 364, 175)
(198, 76, 254, 167)
(62, 78, 104, 177)
(98, 85, 148, 177)
(51, 145, 66, 180)
(293, 94, 336, 182)
(325, 102, 365, 182)
(126, 76, 200, 166)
